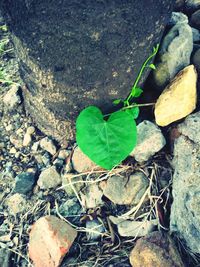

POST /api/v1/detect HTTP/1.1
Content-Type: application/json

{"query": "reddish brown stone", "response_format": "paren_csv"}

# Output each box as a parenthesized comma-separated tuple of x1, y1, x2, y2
(29, 216, 77, 267)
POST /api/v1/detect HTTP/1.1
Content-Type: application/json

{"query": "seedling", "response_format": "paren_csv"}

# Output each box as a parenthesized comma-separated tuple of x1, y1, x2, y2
(76, 45, 159, 170)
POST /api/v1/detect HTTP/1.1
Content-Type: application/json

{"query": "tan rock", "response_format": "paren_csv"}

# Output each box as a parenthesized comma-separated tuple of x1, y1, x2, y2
(29, 215, 77, 267)
(155, 65, 197, 127)
(129, 231, 184, 267)
(72, 146, 99, 173)
(101, 172, 149, 205)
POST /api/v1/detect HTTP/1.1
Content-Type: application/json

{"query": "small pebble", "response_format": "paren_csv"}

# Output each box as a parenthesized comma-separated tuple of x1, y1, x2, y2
(26, 126, 35, 135)
(5, 124, 13, 131)
(10, 147, 17, 154)
(23, 133, 32, 146)
(40, 137, 57, 155)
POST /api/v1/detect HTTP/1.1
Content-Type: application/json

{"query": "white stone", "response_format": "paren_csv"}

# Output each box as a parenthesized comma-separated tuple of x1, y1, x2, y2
(26, 126, 35, 135)
(130, 121, 166, 162)
(3, 85, 22, 109)
(110, 216, 157, 237)
(23, 133, 32, 146)
(40, 137, 57, 155)
(37, 166, 61, 189)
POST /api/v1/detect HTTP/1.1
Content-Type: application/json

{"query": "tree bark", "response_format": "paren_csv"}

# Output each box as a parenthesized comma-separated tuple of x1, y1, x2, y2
(0, 0, 175, 142)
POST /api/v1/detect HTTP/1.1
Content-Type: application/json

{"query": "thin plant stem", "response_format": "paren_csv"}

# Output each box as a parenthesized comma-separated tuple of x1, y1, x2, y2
(125, 44, 159, 106)
(103, 102, 155, 117)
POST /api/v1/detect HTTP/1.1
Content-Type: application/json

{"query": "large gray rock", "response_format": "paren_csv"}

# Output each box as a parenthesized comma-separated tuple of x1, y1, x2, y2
(170, 111, 200, 253)
(0, 0, 174, 141)
(153, 15, 193, 89)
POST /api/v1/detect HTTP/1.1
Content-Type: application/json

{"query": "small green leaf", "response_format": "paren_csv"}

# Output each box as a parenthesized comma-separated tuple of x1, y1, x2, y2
(131, 87, 143, 98)
(125, 106, 140, 119)
(113, 99, 121, 105)
(149, 63, 156, 70)
(76, 106, 137, 170)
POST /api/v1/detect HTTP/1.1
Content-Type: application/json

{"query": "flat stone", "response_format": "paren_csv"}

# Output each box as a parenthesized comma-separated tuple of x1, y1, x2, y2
(129, 231, 184, 267)
(3, 84, 22, 109)
(101, 172, 149, 205)
(14, 172, 36, 194)
(170, 111, 200, 253)
(155, 65, 197, 127)
(37, 166, 61, 189)
(153, 20, 193, 89)
(130, 121, 166, 162)
(110, 216, 157, 237)
(40, 137, 57, 155)
(72, 146, 98, 173)
(29, 215, 77, 267)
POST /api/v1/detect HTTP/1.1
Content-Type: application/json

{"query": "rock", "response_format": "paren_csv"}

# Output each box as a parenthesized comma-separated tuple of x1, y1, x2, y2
(81, 183, 104, 209)
(58, 149, 70, 160)
(53, 158, 64, 169)
(72, 146, 98, 173)
(26, 126, 35, 135)
(170, 111, 200, 253)
(86, 219, 106, 241)
(10, 134, 23, 148)
(192, 27, 200, 42)
(155, 65, 197, 127)
(9, 147, 17, 154)
(41, 152, 51, 167)
(175, 0, 185, 9)
(191, 9, 200, 30)
(14, 172, 36, 194)
(129, 231, 184, 267)
(32, 141, 40, 152)
(3, 84, 22, 109)
(59, 198, 82, 217)
(37, 166, 61, 189)
(0, 248, 11, 267)
(5, 193, 26, 214)
(101, 172, 149, 205)
(40, 137, 57, 155)
(62, 173, 84, 196)
(153, 20, 193, 89)
(110, 216, 157, 237)
(192, 48, 200, 71)
(0, 0, 174, 141)
(5, 124, 13, 131)
(29, 215, 77, 267)
(130, 121, 166, 162)
(169, 12, 188, 26)
(23, 132, 32, 146)
(185, 0, 200, 10)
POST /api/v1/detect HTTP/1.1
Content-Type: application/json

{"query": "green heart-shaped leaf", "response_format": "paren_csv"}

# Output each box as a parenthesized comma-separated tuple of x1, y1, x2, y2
(125, 106, 140, 119)
(76, 106, 137, 170)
